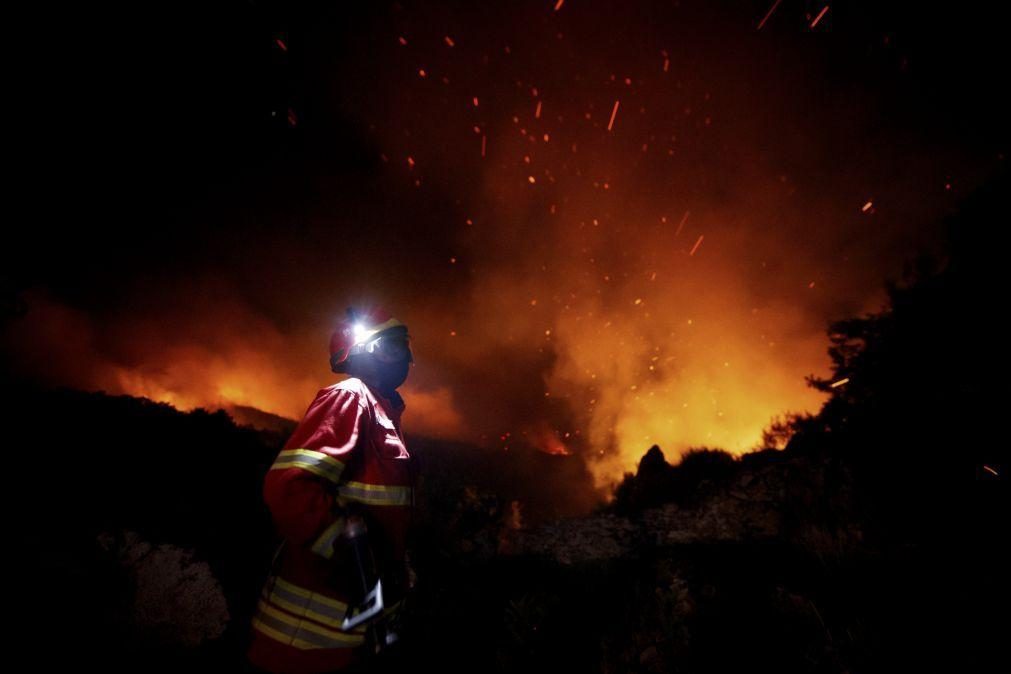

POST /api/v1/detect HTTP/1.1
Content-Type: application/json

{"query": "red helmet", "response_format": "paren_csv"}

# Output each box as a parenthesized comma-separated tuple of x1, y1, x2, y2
(329, 306, 413, 373)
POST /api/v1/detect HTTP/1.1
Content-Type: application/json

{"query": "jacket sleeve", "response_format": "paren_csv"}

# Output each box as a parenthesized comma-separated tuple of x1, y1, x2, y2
(263, 387, 367, 557)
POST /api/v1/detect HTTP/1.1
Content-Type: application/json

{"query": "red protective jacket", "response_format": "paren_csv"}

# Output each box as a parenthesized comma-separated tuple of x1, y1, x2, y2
(247, 377, 416, 674)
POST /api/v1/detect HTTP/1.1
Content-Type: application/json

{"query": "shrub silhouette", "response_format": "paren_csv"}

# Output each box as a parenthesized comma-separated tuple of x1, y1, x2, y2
(612, 445, 737, 514)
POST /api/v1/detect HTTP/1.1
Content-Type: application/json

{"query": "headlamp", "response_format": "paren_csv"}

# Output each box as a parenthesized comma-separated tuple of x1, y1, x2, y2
(349, 330, 414, 364)
(352, 323, 377, 343)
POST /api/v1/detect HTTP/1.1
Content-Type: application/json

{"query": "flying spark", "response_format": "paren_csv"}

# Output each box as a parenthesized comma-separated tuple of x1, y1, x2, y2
(689, 234, 704, 256)
(675, 210, 690, 237)
(607, 100, 620, 131)
(757, 0, 783, 30)
(811, 5, 830, 28)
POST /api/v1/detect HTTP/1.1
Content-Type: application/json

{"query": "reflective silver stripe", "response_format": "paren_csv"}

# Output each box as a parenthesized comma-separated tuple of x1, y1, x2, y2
(338, 480, 413, 506)
(311, 517, 347, 560)
(270, 449, 345, 485)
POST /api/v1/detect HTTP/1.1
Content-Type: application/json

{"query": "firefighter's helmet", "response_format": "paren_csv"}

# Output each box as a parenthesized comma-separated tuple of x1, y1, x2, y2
(329, 306, 413, 373)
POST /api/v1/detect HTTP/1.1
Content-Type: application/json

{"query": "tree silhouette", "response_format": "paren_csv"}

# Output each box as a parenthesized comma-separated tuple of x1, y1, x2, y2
(793, 168, 1008, 546)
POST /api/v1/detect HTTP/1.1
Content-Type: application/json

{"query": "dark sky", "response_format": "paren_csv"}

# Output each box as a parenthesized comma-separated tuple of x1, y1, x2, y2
(6, 0, 1008, 489)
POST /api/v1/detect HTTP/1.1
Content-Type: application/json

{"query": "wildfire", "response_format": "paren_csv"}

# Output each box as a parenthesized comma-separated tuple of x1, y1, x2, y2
(7, 1, 955, 497)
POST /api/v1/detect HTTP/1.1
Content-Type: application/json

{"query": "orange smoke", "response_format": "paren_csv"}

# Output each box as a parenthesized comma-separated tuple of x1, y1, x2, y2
(459, 179, 835, 490)
(353, 3, 954, 492)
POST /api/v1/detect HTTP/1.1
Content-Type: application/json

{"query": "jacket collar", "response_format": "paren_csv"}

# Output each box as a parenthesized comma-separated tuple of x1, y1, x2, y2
(355, 377, 406, 416)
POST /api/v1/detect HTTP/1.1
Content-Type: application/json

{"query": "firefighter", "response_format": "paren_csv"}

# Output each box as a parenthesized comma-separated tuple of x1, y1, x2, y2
(247, 306, 417, 674)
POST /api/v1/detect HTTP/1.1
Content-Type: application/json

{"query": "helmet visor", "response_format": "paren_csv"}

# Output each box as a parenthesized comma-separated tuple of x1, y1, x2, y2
(365, 333, 414, 364)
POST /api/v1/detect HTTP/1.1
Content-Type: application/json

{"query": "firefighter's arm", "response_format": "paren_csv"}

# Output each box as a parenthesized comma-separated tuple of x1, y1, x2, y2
(262, 388, 366, 557)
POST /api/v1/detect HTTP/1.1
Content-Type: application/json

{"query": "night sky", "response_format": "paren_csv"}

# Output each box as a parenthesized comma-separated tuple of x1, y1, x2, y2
(6, 1, 1007, 490)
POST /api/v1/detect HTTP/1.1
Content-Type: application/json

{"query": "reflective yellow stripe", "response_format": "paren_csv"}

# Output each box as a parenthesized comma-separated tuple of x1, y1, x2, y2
(272, 575, 348, 612)
(258, 572, 406, 629)
(255, 572, 407, 651)
(260, 600, 361, 644)
(266, 575, 388, 631)
(267, 575, 403, 622)
(270, 449, 345, 485)
(265, 586, 348, 629)
(253, 613, 354, 650)
(253, 615, 326, 650)
(338, 480, 413, 506)
(255, 600, 364, 647)
(311, 517, 347, 560)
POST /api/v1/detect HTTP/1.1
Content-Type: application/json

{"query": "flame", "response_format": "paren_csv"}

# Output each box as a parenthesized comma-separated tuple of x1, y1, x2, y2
(528, 422, 573, 456)
(543, 287, 827, 489)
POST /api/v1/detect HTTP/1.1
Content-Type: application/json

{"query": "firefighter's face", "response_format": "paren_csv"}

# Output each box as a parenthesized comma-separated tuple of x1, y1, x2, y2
(347, 335, 410, 392)
(373, 353, 411, 391)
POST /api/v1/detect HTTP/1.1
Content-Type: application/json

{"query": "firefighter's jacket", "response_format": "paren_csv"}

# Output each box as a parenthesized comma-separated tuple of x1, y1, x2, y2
(247, 377, 416, 674)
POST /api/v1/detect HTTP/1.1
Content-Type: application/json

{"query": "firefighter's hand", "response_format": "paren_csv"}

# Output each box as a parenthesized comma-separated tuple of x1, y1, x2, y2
(332, 514, 366, 561)
(345, 513, 367, 531)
